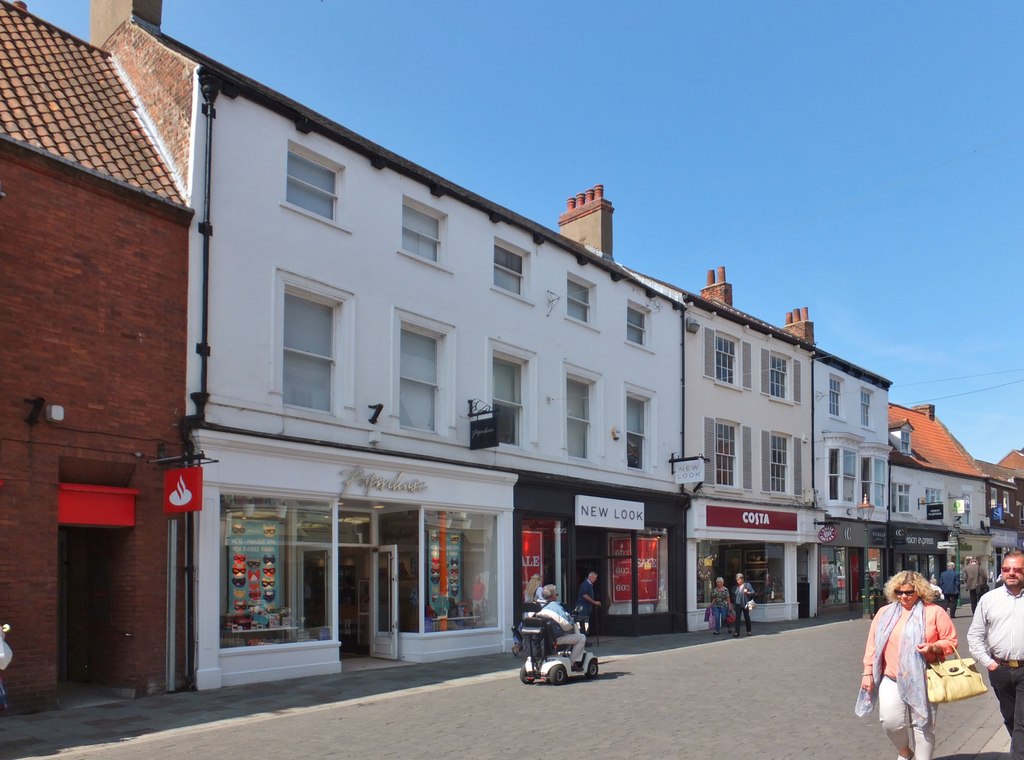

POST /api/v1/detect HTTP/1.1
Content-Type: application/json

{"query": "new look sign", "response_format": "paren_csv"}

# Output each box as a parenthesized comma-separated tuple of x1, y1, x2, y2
(576, 495, 645, 531)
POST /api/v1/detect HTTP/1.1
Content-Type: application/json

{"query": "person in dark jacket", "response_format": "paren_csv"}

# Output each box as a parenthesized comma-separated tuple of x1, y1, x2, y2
(937, 562, 961, 618)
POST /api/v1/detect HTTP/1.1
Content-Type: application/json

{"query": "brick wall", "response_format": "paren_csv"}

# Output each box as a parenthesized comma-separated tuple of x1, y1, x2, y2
(0, 143, 192, 712)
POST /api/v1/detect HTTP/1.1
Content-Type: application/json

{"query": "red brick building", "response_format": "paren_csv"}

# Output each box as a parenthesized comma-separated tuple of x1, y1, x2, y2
(0, 1, 191, 712)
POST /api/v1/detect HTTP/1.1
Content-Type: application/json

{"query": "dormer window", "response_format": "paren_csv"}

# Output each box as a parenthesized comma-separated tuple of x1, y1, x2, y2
(899, 429, 911, 454)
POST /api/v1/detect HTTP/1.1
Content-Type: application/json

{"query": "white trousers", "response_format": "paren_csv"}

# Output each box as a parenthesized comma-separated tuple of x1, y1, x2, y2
(556, 632, 586, 664)
(878, 677, 935, 760)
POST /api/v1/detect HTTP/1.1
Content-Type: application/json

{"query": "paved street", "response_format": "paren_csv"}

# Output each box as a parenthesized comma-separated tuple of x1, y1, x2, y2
(0, 615, 1011, 759)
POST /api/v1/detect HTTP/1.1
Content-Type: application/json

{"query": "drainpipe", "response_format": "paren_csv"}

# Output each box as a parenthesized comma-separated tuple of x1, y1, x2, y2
(679, 302, 690, 633)
(178, 69, 220, 690)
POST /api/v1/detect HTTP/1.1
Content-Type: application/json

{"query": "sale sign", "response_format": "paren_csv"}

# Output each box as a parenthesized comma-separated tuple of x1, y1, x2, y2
(609, 535, 661, 604)
(521, 530, 543, 598)
(163, 467, 203, 514)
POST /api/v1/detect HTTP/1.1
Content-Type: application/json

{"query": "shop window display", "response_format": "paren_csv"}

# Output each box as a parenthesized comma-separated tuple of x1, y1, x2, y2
(220, 495, 332, 648)
(606, 529, 668, 615)
(520, 517, 569, 602)
(423, 510, 497, 631)
(819, 546, 847, 606)
(697, 540, 786, 606)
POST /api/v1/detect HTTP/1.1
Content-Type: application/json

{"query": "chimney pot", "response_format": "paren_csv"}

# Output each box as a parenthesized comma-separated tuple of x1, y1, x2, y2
(785, 312, 793, 325)
(801, 306, 809, 321)
(706, 270, 715, 286)
(717, 266, 727, 283)
(12, 1, 27, 10)
(594, 184, 604, 199)
(585, 188, 595, 203)
(566, 197, 576, 211)
(558, 185, 615, 258)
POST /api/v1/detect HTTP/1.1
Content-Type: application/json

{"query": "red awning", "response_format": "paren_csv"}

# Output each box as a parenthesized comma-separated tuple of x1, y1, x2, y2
(58, 483, 139, 527)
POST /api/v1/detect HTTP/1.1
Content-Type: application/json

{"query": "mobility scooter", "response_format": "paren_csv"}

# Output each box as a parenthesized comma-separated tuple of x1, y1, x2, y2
(518, 613, 598, 685)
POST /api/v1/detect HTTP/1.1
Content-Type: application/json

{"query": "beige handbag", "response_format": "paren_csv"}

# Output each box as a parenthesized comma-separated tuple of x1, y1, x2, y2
(926, 646, 987, 703)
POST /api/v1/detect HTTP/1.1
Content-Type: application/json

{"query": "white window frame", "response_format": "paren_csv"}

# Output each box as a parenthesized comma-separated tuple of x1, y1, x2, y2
(715, 335, 736, 385)
(282, 292, 335, 412)
(860, 389, 872, 428)
(861, 457, 885, 506)
(565, 375, 593, 459)
(625, 394, 647, 470)
(827, 447, 857, 502)
(828, 376, 842, 417)
(285, 145, 341, 222)
(493, 241, 526, 296)
(492, 356, 523, 446)
(626, 304, 647, 346)
(566, 276, 593, 324)
(401, 201, 443, 262)
(925, 487, 943, 508)
(716, 420, 738, 487)
(769, 433, 789, 493)
(276, 272, 354, 417)
(899, 429, 911, 454)
(894, 483, 911, 513)
(769, 354, 788, 400)
(395, 312, 454, 436)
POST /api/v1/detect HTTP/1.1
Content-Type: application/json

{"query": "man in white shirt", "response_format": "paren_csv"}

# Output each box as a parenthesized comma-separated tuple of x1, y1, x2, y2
(968, 550, 1024, 760)
(537, 585, 586, 670)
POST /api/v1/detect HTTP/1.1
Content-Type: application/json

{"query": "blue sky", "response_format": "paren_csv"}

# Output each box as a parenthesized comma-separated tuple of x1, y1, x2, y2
(40, 1, 1024, 463)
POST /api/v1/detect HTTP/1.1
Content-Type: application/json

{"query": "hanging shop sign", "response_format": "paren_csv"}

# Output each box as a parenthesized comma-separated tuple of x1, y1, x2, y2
(576, 495, 645, 530)
(705, 505, 797, 532)
(163, 467, 203, 514)
(469, 414, 498, 450)
(926, 503, 944, 520)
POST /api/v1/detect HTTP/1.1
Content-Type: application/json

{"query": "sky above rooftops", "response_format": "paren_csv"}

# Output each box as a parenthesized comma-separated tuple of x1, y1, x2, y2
(36, 0, 1024, 462)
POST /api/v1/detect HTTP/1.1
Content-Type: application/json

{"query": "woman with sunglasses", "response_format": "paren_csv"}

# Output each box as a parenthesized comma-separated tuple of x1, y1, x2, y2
(859, 570, 957, 760)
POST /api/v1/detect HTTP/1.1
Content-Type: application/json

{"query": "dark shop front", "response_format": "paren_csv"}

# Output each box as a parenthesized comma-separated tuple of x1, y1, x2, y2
(513, 475, 687, 637)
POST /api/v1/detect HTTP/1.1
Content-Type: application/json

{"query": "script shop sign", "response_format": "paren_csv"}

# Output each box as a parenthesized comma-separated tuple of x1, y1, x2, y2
(705, 505, 797, 532)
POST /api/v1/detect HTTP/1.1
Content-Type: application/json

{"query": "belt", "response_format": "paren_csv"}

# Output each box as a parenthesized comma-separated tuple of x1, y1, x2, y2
(994, 658, 1023, 668)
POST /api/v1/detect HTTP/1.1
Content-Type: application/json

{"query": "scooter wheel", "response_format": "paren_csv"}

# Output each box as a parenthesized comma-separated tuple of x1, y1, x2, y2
(585, 658, 599, 679)
(548, 664, 568, 685)
(519, 665, 534, 684)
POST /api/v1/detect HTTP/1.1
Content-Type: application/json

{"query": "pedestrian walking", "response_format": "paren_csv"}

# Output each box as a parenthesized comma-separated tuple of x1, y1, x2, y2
(575, 570, 601, 635)
(964, 558, 982, 613)
(709, 577, 730, 635)
(938, 562, 961, 618)
(967, 550, 1024, 760)
(859, 570, 957, 760)
(732, 573, 755, 637)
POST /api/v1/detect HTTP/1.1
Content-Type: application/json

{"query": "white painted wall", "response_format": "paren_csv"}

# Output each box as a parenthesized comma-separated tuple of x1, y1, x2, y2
(185, 94, 683, 493)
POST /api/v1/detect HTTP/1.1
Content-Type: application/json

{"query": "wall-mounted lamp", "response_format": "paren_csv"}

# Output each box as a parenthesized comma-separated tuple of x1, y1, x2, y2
(610, 426, 620, 441)
(685, 317, 700, 334)
(23, 397, 45, 425)
(368, 403, 383, 424)
(918, 497, 927, 506)
(46, 404, 65, 422)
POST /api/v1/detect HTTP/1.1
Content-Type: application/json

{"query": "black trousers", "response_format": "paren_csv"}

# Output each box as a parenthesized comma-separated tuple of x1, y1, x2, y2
(732, 602, 751, 634)
(989, 664, 1024, 759)
(945, 593, 960, 617)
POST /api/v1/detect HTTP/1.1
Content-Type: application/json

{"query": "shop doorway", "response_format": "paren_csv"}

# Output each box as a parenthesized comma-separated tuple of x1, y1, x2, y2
(338, 546, 372, 658)
(57, 526, 132, 696)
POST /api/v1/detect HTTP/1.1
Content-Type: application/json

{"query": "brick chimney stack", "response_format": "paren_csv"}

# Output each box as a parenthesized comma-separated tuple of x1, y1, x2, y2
(700, 266, 733, 307)
(782, 306, 815, 344)
(913, 404, 936, 420)
(91, 0, 162, 47)
(558, 184, 614, 259)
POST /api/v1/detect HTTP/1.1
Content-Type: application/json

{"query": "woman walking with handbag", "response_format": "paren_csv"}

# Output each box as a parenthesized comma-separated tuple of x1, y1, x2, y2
(709, 577, 731, 635)
(732, 573, 755, 637)
(858, 570, 957, 760)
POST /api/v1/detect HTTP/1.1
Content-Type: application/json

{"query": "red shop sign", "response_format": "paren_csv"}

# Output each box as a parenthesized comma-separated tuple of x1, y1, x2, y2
(163, 467, 203, 514)
(706, 505, 797, 532)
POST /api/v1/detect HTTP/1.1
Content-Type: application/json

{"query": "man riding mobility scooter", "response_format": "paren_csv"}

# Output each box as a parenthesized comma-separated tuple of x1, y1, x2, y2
(519, 584, 597, 685)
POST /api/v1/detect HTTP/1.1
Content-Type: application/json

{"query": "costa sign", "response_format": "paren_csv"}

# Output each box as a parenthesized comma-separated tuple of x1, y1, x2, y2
(706, 505, 797, 532)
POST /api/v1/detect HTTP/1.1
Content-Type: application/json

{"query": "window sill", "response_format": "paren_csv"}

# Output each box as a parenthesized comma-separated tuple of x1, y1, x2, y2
(624, 339, 654, 355)
(280, 201, 353, 234)
(712, 379, 744, 392)
(396, 249, 454, 274)
(489, 285, 534, 306)
(563, 315, 600, 334)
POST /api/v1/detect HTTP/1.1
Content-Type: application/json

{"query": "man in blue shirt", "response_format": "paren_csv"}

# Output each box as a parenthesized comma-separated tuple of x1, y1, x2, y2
(938, 562, 961, 618)
(576, 571, 601, 634)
